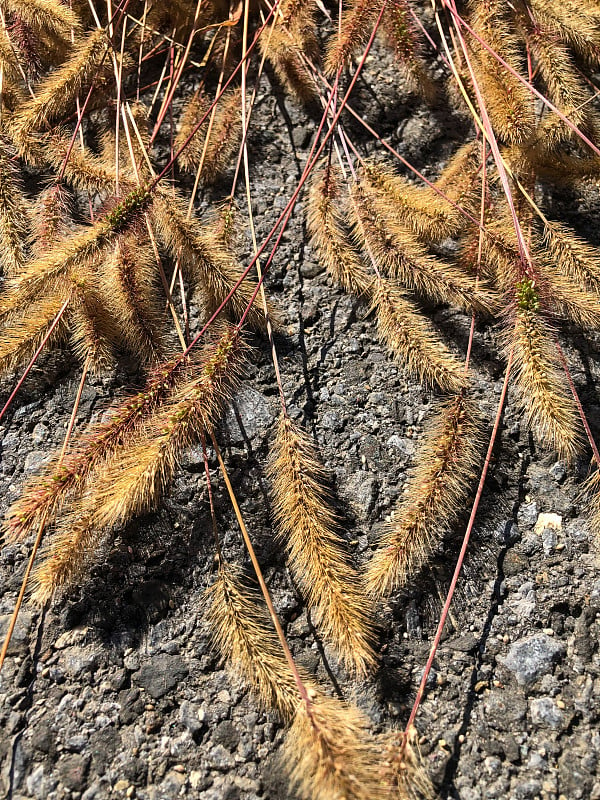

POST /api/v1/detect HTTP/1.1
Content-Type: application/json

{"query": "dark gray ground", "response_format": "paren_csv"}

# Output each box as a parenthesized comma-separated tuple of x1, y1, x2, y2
(1, 41, 600, 800)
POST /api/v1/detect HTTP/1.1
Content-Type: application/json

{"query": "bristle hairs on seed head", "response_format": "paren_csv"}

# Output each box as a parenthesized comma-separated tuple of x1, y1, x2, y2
(30, 325, 247, 600)
(11, 28, 109, 150)
(99, 229, 167, 363)
(0, 137, 30, 277)
(206, 564, 406, 800)
(324, 0, 380, 77)
(434, 140, 482, 213)
(306, 163, 373, 296)
(380, 0, 436, 102)
(348, 176, 492, 314)
(68, 279, 117, 372)
(199, 216, 278, 332)
(30, 508, 107, 605)
(0, 224, 105, 318)
(467, 0, 536, 145)
(283, 691, 389, 800)
(527, 0, 600, 66)
(372, 276, 466, 394)
(268, 412, 377, 676)
(177, 88, 243, 183)
(150, 192, 274, 332)
(507, 280, 582, 461)
(0, 26, 26, 85)
(3, 0, 81, 44)
(205, 562, 308, 720)
(359, 161, 462, 242)
(30, 183, 72, 255)
(175, 88, 210, 173)
(486, 213, 600, 330)
(0, 289, 69, 379)
(380, 726, 435, 800)
(540, 219, 600, 295)
(87, 324, 246, 530)
(44, 129, 121, 196)
(3, 351, 195, 543)
(365, 393, 482, 600)
(259, 0, 320, 104)
(0, 203, 145, 327)
(522, 20, 590, 121)
(579, 470, 600, 543)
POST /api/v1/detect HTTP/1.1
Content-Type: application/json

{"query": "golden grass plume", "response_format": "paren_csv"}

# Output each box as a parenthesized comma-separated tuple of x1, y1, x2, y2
(282, 691, 389, 800)
(365, 393, 482, 600)
(3, 351, 195, 543)
(372, 276, 466, 394)
(30, 324, 246, 601)
(349, 176, 491, 314)
(268, 412, 377, 676)
(507, 279, 582, 461)
(306, 163, 372, 296)
(205, 561, 309, 720)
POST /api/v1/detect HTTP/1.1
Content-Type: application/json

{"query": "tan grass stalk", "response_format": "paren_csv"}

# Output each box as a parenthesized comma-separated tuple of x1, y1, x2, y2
(0, 0, 80, 43)
(0, 289, 68, 377)
(99, 229, 166, 362)
(3, 351, 194, 542)
(509, 280, 581, 460)
(151, 192, 273, 330)
(349, 177, 490, 314)
(365, 393, 482, 599)
(380, 0, 436, 102)
(177, 88, 243, 183)
(282, 692, 388, 800)
(360, 162, 462, 243)
(306, 164, 372, 295)
(324, 0, 380, 77)
(205, 562, 309, 720)
(467, 0, 536, 144)
(11, 28, 109, 150)
(31, 325, 245, 600)
(269, 413, 376, 676)
(373, 276, 466, 394)
(0, 138, 30, 276)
